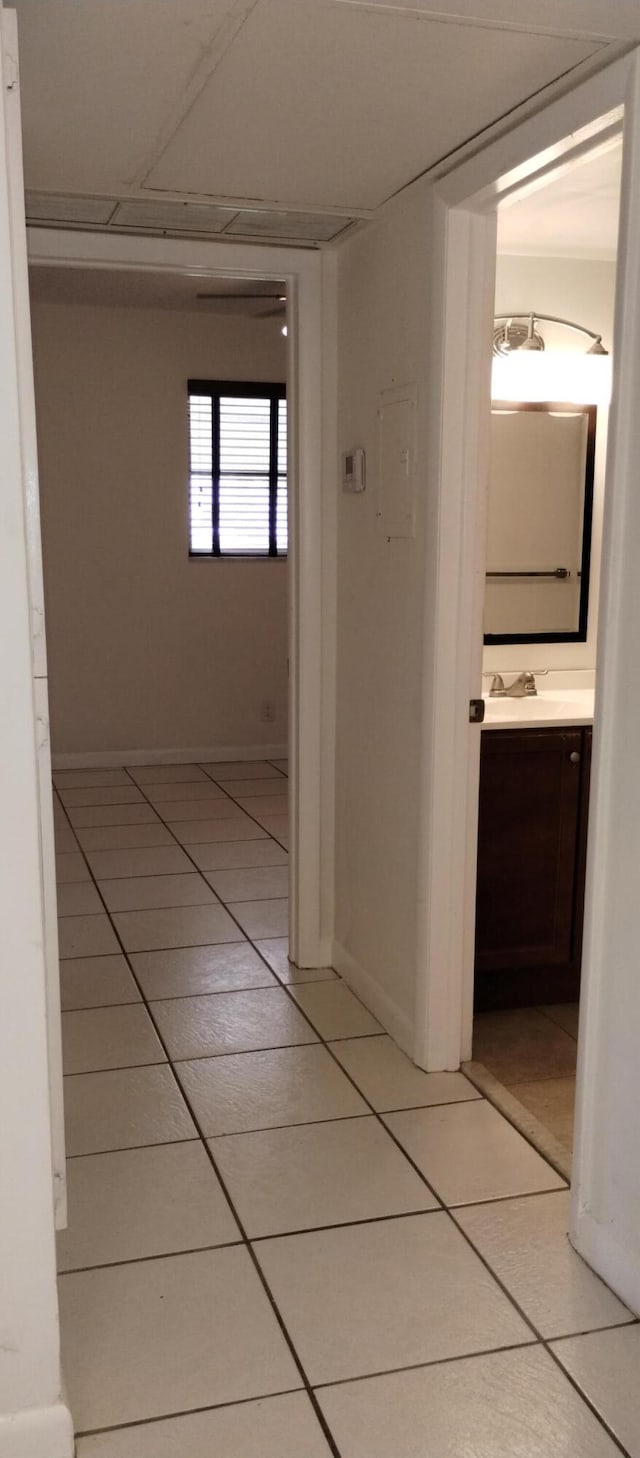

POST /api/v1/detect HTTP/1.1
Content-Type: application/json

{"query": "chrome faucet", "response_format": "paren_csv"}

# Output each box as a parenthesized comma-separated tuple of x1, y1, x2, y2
(488, 671, 537, 698)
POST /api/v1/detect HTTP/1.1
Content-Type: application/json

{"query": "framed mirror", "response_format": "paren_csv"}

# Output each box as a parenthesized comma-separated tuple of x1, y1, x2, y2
(484, 400, 597, 644)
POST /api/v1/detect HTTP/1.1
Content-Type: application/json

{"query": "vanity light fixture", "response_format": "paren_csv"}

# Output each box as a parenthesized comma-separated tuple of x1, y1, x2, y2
(493, 313, 608, 358)
(492, 312, 612, 406)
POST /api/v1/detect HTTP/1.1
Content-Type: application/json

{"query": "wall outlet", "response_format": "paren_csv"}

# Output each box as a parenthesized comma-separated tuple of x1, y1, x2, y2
(260, 700, 276, 723)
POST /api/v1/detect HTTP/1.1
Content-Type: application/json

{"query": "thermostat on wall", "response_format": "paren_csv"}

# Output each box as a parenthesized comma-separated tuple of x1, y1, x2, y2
(343, 446, 366, 493)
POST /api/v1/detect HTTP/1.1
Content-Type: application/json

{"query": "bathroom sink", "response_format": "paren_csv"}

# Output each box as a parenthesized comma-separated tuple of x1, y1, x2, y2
(482, 688, 594, 729)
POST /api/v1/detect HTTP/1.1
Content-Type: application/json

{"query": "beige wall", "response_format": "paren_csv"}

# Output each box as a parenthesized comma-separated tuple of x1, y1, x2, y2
(31, 300, 288, 756)
(334, 186, 433, 1039)
(333, 227, 617, 1036)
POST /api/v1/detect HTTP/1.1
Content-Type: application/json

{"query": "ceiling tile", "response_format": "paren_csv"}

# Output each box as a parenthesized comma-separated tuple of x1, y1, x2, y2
(147, 0, 602, 211)
(330, 0, 640, 42)
(25, 194, 116, 225)
(14, 0, 238, 194)
(112, 199, 238, 233)
(226, 209, 352, 241)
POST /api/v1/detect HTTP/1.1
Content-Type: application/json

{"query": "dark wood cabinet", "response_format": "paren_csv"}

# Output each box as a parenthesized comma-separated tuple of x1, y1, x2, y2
(474, 725, 592, 1010)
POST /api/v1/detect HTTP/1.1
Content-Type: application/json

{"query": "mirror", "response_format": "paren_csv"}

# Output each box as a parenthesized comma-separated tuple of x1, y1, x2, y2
(484, 401, 596, 644)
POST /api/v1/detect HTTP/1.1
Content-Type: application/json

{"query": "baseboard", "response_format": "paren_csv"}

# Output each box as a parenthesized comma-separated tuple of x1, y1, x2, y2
(0, 1399, 74, 1458)
(332, 941, 413, 1055)
(52, 743, 288, 770)
(570, 1206, 640, 1317)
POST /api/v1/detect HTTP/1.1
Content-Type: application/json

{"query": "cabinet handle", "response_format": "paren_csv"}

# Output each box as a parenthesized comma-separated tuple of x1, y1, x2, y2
(569, 751, 581, 764)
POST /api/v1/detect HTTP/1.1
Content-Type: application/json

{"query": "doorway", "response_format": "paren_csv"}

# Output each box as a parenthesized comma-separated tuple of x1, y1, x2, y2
(32, 258, 296, 1028)
(416, 51, 640, 1303)
(25, 226, 336, 1226)
(27, 228, 335, 963)
(470, 138, 621, 1167)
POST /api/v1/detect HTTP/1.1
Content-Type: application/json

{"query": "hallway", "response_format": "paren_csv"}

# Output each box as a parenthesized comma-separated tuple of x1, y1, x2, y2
(54, 761, 639, 1455)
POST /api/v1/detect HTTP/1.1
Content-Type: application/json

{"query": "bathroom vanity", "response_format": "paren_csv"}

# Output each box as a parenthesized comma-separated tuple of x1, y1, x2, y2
(477, 383, 599, 1009)
(474, 692, 593, 1011)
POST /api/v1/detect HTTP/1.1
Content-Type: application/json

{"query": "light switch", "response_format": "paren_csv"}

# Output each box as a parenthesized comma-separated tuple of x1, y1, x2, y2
(343, 446, 366, 493)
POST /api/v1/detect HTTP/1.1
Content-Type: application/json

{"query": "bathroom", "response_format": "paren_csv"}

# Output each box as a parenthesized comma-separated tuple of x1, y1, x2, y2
(469, 137, 622, 1170)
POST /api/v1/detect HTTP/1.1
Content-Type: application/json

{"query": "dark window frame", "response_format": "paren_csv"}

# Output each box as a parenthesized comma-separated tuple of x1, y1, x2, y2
(188, 378, 287, 559)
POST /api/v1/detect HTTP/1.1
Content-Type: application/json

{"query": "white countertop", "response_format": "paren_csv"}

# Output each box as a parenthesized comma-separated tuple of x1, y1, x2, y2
(482, 686, 595, 730)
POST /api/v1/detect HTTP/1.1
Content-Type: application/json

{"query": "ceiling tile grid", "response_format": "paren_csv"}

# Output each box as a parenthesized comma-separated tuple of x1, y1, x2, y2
(143, 0, 603, 210)
(15, 0, 634, 245)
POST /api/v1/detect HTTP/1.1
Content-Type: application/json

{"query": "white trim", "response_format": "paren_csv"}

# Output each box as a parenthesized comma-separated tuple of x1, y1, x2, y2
(0, 1401, 74, 1458)
(415, 204, 496, 1071)
(415, 56, 631, 1073)
(27, 225, 322, 284)
(0, 12, 71, 1445)
(3, 11, 66, 1228)
(333, 942, 414, 1056)
(319, 249, 338, 965)
(414, 46, 640, 1313)
(570, 48, 640, 1303)
(52, 743, 288, 770)
(28, 226, 334, 970)
(434, 59, 629, 210)
(569, 1210, 640, 1316)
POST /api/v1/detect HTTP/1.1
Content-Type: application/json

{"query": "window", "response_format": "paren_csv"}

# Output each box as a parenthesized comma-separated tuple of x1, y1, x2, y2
(188, 380, 287, 556)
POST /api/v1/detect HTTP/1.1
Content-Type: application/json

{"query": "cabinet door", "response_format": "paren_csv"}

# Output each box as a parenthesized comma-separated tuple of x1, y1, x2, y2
(475, 727, 584, 1009)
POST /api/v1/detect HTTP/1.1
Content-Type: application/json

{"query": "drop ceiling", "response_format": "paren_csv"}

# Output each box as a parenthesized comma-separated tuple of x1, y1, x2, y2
(498, 138, 623, 259)
(14, 0, 640, 247)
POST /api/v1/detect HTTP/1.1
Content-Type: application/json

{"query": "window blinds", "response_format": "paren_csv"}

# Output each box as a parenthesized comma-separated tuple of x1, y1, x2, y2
(188, 382, 287, 557)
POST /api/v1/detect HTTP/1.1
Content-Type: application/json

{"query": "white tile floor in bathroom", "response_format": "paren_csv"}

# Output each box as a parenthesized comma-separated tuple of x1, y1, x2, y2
(53, 759, 640, 1457)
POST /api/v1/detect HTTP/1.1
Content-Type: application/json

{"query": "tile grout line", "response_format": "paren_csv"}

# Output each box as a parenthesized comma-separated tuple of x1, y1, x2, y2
(137, 1008, 345, 1458)
(72, 1386, 304, 1443)
(159, 782, 637, 1458)
(60, 1237, 245, 1276)
(62, 780, 343, 1458)
(130, 781, 584, 1379)
(62, 1031, 387, 1069)
(62, 1104, 558, 1155)
(64, 773, 444, 1450)
(195, 764, 290, 849)
(64, 1135, 200, 1161)
(57, 764, 633, 1458)
(309, 1340, 542, 1392)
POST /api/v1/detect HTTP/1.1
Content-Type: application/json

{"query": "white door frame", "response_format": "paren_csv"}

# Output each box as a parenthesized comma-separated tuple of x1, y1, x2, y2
(27, 227, 336, 970)
(415, 52, 637, 1069)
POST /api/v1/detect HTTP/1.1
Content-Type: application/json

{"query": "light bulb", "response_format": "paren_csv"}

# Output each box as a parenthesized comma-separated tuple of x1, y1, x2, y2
(491, 350, 611, 406)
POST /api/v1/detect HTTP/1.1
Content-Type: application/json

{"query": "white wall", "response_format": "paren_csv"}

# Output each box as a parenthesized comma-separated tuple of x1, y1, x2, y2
(0, 17, 72, 1443)
(31, 300, 288, 758)
(486, 252, 616, 673)
(333, 227, 618, 1039)
(333, 185, 433, 1046)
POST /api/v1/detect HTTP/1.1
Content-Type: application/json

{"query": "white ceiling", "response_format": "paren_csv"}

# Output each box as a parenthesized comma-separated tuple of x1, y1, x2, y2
(14, 0, 639, 246)
(497, 139, 623, 258)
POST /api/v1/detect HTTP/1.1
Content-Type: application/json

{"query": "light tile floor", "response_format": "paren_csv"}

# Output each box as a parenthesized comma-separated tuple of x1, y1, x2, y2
(53, 759, 638, 1456)
(473, 1005, 579, 1153)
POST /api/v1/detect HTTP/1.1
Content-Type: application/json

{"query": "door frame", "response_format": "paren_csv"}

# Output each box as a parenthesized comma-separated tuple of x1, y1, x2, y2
(27, 226, 336, 970)
(414, 54, 635, 1075)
